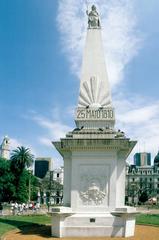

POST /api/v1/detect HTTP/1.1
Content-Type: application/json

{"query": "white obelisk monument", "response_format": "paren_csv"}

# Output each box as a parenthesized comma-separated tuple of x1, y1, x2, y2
(51, 5, 137, 238)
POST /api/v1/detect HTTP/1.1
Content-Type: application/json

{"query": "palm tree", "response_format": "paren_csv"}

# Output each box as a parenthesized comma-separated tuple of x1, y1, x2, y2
(11, 146, 34, 172)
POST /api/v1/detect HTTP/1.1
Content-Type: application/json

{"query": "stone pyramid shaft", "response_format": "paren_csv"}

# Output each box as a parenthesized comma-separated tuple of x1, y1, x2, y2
(75, 7, 115, 129)
(78, 27, 112, 108)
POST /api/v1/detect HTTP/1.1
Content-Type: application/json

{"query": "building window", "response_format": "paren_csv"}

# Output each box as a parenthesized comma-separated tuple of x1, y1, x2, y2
(57, 173, 59, 178)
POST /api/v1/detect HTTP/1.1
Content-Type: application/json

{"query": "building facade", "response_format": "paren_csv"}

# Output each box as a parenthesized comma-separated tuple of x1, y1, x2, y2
(134, 152, 151, 166)
(40, 166, 64, 205)
(126, 151, 159, 205)
(0, 136, 10, 160)
(53, 167, 64, 185)
(34, 157, 52, 179)
(51, 167, 64, 204)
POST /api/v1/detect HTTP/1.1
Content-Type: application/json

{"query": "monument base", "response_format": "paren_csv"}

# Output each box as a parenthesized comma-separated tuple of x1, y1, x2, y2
(51, 207, 137, 238)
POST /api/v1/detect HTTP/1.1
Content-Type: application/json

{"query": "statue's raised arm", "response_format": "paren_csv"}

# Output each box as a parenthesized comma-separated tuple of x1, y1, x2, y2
(86, 5, 100, 28)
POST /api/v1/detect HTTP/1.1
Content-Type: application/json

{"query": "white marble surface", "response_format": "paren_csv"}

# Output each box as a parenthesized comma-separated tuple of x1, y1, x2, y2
(51, 210, 137, 237)
(78, 29, 112, 108)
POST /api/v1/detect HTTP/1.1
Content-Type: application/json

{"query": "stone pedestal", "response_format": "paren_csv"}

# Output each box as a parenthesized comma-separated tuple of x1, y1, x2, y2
(51, 206, 137, 237)
(51, 133, 137, 237)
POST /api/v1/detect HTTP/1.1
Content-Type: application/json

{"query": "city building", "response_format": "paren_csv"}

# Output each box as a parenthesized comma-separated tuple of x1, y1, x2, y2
(40, 166, 63, 205)
(126, 151, 159, 205)
(134, 152, 151, 166)
(53, 166, 64, 185)
(34, 157, 52, 179)
(50, 167, 64, 205)
(154, 151, 159, 168)
(0, 136, 10, 160)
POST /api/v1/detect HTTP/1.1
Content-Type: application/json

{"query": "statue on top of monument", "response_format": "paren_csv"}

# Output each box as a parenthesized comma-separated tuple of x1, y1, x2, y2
(86, 5, 100, 28)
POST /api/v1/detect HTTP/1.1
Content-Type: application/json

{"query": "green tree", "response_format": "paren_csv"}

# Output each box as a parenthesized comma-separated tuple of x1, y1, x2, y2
(30, 174, 40, 201)
(10, 146, 34, 203)
(16, 170, 29, 203)
(10, 146, 34, 173)
(139, 191, 148, 203)
(0, 158, 15, 202)
(15, 169, 39, 203)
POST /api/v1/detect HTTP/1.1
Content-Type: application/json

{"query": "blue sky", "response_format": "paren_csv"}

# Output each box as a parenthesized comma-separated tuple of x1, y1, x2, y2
(0, 0, 159, 168)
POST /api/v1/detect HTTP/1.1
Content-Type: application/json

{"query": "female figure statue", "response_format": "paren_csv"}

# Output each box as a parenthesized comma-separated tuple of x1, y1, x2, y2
(86, 5, 100, 28)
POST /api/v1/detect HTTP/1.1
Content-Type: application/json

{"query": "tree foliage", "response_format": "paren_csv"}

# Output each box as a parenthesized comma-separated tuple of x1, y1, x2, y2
(16, 170, 29, 203)
(10, 146, 34, 173)
(30, 174, 40, 201)
(9, 146, 35, 202)
(139, 191, 148, 203)
(0, 158, 15, 202)
(1, 146, 62, 204)
(0, 146, 38, 203)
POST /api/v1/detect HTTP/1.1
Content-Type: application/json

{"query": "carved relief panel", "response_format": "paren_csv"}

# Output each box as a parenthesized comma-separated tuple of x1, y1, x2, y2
(79, 164, 109, 206)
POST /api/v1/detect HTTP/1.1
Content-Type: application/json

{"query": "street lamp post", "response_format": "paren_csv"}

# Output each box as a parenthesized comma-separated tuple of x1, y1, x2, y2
(130, 182, 137, 206)
(28, 170, 32, 202)
(37, 190, 41, 204)
(49, 170, 54, 203)
(43, 191, 46, 205)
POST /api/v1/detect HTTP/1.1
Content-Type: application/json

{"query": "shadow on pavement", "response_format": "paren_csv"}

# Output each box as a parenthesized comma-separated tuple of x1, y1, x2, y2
(0, 218, 52, 238)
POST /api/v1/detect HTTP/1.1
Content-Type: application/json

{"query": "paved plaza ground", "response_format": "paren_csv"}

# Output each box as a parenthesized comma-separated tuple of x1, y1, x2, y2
(3, 225, 159, 240)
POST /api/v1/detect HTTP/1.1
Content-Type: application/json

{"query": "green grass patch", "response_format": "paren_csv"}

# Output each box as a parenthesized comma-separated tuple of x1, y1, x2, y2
(0, 214, 51, 237)
(136, 214, 159, 226)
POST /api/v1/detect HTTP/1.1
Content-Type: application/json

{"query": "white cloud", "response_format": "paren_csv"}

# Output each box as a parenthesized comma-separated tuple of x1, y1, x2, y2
(39, 137, 53, 147)
(38, 137, 63, 169)
(10, 138, 22, 150)
(23, 108, 73, 166)
(9, 137, 37, 156)
(25, 108, 73, 168)
(115, 97, 159, 162)
(116, 102, 159, 125)
(29, 112, 72, 169)
(57, 0, 141, 87)
(31, 114, 72, 141)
